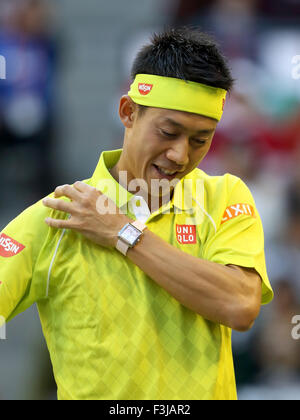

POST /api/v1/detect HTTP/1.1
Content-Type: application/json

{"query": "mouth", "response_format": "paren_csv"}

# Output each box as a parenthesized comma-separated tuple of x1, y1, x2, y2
(152, 164, 182, 181)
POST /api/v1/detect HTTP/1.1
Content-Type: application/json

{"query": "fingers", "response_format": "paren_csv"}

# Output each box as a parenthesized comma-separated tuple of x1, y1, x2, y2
(43, 181, 103, 231)
(73, 181, 92, 193)
(45, 216, 72, 229)
(54, 182, 99, 200)
(54, 184, 81, 200)
(42, 197, 73, 214)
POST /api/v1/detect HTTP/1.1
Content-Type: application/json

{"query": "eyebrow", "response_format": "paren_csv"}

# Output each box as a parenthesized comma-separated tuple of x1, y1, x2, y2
(160, 117, 215, 135)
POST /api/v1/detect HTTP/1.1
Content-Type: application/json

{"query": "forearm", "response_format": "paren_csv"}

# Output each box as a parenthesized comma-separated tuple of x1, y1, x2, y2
(127, 229, 259, 331)
(41, 183, 260, 331)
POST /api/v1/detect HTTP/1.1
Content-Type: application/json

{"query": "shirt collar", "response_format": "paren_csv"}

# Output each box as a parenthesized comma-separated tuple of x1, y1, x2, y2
(90, 149, 133, 208)
(91, 149, 196, 216)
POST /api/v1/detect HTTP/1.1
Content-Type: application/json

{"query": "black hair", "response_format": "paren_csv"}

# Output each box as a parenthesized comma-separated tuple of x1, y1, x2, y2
(131, 26, 234, 98)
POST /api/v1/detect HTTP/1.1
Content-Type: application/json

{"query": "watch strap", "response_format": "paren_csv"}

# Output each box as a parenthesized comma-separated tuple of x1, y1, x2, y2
(131, 220, 147, 232)
(116, 238, 129, 256)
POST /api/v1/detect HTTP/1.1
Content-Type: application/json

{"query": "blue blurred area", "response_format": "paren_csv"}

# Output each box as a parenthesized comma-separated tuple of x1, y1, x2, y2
(0, 0, 299, 400)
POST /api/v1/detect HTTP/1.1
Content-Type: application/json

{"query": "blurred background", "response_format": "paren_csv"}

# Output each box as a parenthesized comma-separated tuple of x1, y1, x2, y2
(0, 0, 300, 400)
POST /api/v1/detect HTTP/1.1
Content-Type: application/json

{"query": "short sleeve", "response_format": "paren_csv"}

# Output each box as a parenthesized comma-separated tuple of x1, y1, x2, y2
(0, 200, 51, 322)
(202, 178, 273, 305)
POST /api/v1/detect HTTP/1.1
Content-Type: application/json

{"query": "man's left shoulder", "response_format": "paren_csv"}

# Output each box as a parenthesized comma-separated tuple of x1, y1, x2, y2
(187, 169, 257, 225)
(188, 168, 242, 196)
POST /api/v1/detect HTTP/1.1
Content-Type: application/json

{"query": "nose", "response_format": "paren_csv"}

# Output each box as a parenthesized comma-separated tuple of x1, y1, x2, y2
(165, 137, 189, 167)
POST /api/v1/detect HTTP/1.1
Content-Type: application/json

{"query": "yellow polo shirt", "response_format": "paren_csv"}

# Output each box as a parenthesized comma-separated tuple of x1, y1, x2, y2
(0, 149, 273, 400)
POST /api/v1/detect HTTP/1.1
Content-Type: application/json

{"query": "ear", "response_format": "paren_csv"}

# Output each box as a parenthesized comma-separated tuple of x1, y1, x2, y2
(119, 95, 138, 129)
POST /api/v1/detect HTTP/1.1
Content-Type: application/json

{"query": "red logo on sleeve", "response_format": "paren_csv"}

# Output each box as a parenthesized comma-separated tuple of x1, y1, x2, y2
(221, 203, 256, 225)
(0, 234, 25, 258)
(176, 225, 197, 244)
(138, 83, 153, 95)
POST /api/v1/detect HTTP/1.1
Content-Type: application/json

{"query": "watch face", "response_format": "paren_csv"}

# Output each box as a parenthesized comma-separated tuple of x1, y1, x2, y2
(121, 224, 141, 246)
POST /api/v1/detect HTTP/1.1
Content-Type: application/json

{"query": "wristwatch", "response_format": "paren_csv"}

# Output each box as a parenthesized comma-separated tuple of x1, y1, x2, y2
(116, 220, 147, 256)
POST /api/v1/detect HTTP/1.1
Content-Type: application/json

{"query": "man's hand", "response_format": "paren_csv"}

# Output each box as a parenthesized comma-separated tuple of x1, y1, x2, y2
(42, 181, 130, 248)
(42, 183, 262, 331)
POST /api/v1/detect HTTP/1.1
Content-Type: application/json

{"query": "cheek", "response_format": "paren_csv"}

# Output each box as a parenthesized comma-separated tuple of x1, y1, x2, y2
(189, 145, 211, 168)
(138, 133, 162, 161)
(131, 135, 156, 173)
(131, 123, 167, 167)
(199, 142, 212, 159)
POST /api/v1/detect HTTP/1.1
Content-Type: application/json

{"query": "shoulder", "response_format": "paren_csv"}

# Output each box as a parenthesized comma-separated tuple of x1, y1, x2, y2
(187, 169, 256, 226)
(5, 177, 93, 227)
(3, 199, 50, 233)
(188, 168, 244, 199)
(1, 181, 82, 251)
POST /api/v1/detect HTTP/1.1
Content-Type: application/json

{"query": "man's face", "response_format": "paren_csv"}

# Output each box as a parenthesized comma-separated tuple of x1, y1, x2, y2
(121, 104, 217, 197)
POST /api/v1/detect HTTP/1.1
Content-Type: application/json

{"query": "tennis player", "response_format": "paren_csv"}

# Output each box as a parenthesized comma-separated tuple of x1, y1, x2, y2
(0, 27, 273, 400)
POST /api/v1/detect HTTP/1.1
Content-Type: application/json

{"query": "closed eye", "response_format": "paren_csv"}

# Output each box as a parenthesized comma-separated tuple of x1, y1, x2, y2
(191, 138, 207, 146)
(160, 129, 177, 138)
(160, 129, 208, 145)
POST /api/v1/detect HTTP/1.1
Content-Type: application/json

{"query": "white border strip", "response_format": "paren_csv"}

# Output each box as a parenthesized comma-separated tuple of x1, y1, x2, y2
(0, 55, 6, 79)
(46, 229, 66, 298)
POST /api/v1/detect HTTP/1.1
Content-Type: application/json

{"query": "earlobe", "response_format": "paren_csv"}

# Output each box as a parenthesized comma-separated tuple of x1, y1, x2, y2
(119, 95, 136, 129)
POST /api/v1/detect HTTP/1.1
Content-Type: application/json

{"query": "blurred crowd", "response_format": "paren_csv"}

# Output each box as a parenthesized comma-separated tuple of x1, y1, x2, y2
(0, 0, 58, 210)
(0, 0, 300, 400)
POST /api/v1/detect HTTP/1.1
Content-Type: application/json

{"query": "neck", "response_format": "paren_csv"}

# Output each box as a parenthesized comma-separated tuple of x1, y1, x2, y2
(109, 160, 173, 214)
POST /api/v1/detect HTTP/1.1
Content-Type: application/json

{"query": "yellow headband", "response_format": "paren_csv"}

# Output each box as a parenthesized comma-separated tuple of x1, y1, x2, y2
(128, 74, 227, 121)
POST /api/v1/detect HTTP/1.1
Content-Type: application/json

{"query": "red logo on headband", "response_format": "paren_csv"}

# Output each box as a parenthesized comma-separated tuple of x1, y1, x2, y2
(222, 98, 226, 111)
(138, 83, 153, 95)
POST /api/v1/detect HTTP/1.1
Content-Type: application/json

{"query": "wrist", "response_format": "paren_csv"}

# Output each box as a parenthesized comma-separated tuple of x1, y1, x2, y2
(111, 216, 132, 248)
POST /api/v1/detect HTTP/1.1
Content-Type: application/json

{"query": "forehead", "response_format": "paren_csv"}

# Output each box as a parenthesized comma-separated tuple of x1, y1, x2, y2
(146, 107, 218, 132)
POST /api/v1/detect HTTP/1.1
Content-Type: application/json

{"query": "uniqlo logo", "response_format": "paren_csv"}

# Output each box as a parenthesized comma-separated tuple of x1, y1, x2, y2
(0, 233, 25, 258)
(176, 225, 197, 244)
(221, 203, 256, 224)
(138, 83, 153, 95)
